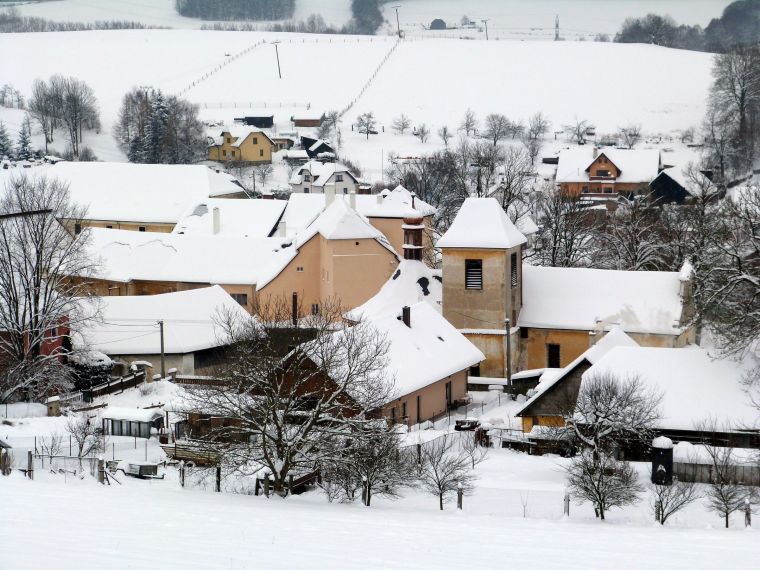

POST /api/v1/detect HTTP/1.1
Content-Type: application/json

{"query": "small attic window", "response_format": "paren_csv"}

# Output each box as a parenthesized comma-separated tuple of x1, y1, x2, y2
(296, 266, 304, 272)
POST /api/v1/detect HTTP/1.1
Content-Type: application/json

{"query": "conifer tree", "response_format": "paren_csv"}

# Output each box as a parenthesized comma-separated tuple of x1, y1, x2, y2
(15, 117, 32, 160)
(0, 121, 12, 159)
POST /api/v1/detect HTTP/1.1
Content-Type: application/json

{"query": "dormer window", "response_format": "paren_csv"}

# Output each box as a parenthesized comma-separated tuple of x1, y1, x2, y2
(304, 174, 311, 182)
(597, 169, 610, 177)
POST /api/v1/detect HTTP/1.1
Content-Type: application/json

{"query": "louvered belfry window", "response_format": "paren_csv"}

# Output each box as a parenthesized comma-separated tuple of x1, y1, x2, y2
(465, 259, 483, 290)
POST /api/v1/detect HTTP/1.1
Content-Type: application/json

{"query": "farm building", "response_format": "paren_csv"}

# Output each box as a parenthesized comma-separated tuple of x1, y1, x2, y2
(556, 147, 662, 197)
(102, 406, 164, 439)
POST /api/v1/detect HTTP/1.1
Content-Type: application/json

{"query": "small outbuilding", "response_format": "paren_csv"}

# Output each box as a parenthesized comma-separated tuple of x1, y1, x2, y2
(102, 406, 164, 439)
(430, 19, 447, 30)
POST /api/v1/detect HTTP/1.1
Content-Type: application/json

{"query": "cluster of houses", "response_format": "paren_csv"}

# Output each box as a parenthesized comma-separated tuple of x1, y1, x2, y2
(3, 133, 756, 453)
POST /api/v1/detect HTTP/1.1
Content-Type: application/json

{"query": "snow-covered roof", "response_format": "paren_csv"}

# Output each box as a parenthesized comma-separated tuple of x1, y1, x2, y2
(214, 127, 274, 148)
(585, 345, 759, 431)
(347, 260, 442, 321)
(556, 148, 661, 184)
(437, 198, 526, 249)
(281, 187, 435, 237)
(653, 166, 688, 190)
(75, 286, 246, 355)
(330, 302, 483, 399)
(48, 162, 244, 223)
(83, 227, 288, 285)
(172, 198, 286, 238)
(256, 199, 399, 290)
(102, 406, 164, 422)
(515, 327, 640, 416)
(289, 160, 358, 188)
(519, 265, 688, 335)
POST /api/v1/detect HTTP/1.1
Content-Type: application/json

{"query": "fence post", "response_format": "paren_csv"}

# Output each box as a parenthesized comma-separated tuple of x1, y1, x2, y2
(215, 465, 221, 492)
(288, 474, 293, 496)
(97, 458, 105, 484)
(145, 438, 148, 461)
(457, 482, 463, 510)
(746, 498, 752, 527)
(179, 460, 185, 488)
(563, 490, 570, 517)
(27, 450, 33, 480)
(263, 475, 270, 497)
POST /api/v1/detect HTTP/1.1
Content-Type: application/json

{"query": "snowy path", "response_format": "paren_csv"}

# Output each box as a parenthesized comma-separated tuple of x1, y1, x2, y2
(2, 469, 758, 569)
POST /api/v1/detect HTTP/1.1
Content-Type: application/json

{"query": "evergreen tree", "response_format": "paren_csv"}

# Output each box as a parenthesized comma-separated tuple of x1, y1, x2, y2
(0, 121, 12, 158)
(142, 90, 169, 164)
(15, 117, 32, 160)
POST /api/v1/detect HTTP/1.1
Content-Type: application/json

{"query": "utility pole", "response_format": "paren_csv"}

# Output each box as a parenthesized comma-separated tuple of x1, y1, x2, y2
(391, 5, 401, 38)
(555, 14, 560, 41)
(157, 320, 166, 379)
(505, 318, 512, 386)
(273, 41, 282, 79)
(481, 19, 490, 41)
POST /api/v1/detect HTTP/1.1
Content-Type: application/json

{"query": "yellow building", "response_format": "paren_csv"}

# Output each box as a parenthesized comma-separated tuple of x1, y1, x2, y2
(437, 198, 526, 378)
(208, 128, 275, 164)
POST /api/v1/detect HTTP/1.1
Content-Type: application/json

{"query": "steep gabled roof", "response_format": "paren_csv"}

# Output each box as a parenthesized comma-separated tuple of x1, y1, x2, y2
(556, 148, 661, 184)
(437, 197, 526, 249)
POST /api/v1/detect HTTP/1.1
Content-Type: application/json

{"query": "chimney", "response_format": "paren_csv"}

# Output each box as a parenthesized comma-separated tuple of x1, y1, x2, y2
(349, 191, 357, 210)
(376, 193, 383, 206)
(325, 185, 336, 206)
(212, 207, 221, 235)
(278, 220, 286, 237)
(402, 305, 411, 328)
(402, 216, 424, 261)
(410, 191, 416, 209)
(592, 147, 598, 159)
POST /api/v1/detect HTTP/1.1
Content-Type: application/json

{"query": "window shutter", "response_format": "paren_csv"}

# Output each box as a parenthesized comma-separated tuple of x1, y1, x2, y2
(465, 259, 483, 290)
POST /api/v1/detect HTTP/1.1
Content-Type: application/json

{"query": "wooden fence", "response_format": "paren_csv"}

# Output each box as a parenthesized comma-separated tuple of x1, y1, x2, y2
(673, 461, 760, 486)
(85, 371, 147, 401)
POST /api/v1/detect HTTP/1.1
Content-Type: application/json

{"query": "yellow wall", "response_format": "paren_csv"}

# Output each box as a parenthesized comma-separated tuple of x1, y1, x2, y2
(63, 218, 175, 235)
(208, 131, 273, 164)
(384, 369, 468, 425)
(521, 415, 565, 433)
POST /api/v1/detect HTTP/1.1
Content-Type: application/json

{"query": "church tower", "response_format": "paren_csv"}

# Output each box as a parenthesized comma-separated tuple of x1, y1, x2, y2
(438, 198, 526, 378)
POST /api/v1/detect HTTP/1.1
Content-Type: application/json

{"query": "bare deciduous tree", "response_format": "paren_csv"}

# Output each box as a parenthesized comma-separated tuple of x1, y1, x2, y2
(619, 124, 643, 149)
(650, 479, 701, 525)
(564, 449, 642, 520)
(356, 111, 376, 140)
(391, 114, 411, 135)
(460, 108, 477, 136)
(415, 123, 430, 143)
(459, 431, 489, 469)
(183, 296, 394, 495)
(564, 118, 593, 144)
(39, 431, 64, 463)
(438, 125, 452, 148)
(0, 175, 99, 403)
(419, 434, 475, 510)
(483, 113, 510, 146)
(66, 413, 103, 463)
(59, 76, 100, 158)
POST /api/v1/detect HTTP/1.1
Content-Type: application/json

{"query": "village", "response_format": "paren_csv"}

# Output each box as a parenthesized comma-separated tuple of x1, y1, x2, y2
(1, 1, 760, 568)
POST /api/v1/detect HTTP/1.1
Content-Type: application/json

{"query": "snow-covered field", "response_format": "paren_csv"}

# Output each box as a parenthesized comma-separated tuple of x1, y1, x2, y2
(10, 0, 733, 36)
(0, 29, 714, 171)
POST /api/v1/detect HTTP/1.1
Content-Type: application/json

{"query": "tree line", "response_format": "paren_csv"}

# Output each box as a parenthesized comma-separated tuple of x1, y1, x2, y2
(174, 0, 295, 21)
(0, 7, 161, 33)
(615, 0, 760, 52)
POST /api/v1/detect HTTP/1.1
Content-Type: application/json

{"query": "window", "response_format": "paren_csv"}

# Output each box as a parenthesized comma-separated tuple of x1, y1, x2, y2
(304, 188, 310, 194)
(465, 259, 483, 290)
(416, 395, 421, 424)
(304, 174, 311, 181)
(296, 266, 304, 273)
(106, 225, 113, 229)
(222, 150, 227, 157)
(74, 223, 82, 234)
(335, 174, 344, 182)
(226, 137, 231, 144)
(445, 381, 452, 408)
(253, 137, 258, 144)
(511, 252, 518, 288)
(402, 401, 407, 419)
(391, 406, 397, 422)
(231, 150, 236, 157)
(343, 188, 348, 194)
(547, 343, 561, 368)
(604, 187, 613, 194)
(259, 149, 264, 157)
(231, 293, 248, 306)
(597, 169, 610, 177)
(311, 303, 319, 315)
(138, 226, 146, 232)
(469, 364, 481, 377)
(520, 327, 529, 339)
(581, 186, 589, 194)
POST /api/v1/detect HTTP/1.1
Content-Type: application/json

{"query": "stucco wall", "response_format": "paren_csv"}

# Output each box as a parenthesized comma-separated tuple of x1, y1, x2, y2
(208, 132, 273, 164)
(384, 369, 468, 425)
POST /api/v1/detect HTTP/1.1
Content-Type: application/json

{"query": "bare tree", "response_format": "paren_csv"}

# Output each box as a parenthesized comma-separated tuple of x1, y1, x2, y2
(317, 110, 340, 140)
(483, 113, 510, 146)
(619, 124, 643, 149)
(492, 146, 533, 209)
(182, 296, 394, 495)
(534, 186, 599, 268)
(0, 175, 99, 403)
(415, 123, 430, 143)
(460, 108, 478, 136)
(566, 372, 662, 453)
(459, 431, 489, 469)
(564, 449, 642, 520)
(419, 434, 475, 510)
(438, 125, 452, 148)
(39, 431, 64, 462)
(59, 76, 100, 158)
(66, 413, 103, 463)
(323, 424, 414, 506)
(564, 118, 593, 144)
(28, 78, 58, 153)
(650, 479, 701, 525)
(254, 163, 274, 192)
(470, 140, 505, 197)
(356, 111, 376, 140)
(521, 112, 550, 165)
(391, 114, 411, 135)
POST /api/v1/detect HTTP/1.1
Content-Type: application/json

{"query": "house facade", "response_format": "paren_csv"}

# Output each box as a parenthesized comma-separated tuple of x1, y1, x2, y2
(208, 128, 275, 164)
(289, 161, 360, 195)
(556, 148, 661, 198)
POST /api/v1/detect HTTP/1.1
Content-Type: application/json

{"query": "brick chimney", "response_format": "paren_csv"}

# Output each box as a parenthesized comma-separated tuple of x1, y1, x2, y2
(402, 216, 424, 261)
(402, 305, 411, 328)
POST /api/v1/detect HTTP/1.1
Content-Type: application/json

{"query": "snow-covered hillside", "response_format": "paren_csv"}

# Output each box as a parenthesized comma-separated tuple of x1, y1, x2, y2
(0, 30, 714, 166)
